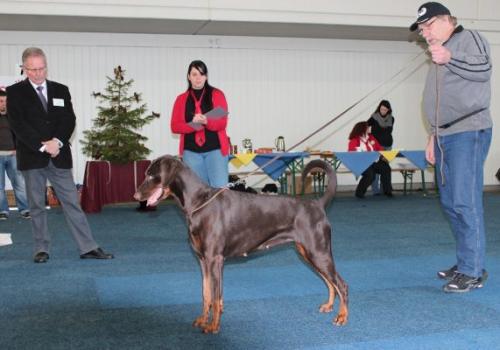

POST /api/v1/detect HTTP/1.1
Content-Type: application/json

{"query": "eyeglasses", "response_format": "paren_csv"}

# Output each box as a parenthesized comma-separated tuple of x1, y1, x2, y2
(418, 18, 438, 35)
(24, 66, 47, 73)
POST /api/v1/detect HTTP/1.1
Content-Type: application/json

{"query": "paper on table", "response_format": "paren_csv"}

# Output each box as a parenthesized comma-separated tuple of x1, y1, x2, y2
(0, 233, 12, 246)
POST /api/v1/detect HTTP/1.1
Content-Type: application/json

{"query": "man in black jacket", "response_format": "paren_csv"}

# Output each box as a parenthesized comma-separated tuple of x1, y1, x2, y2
(7, 47, 113, 263)
(0, 89, 30, 220)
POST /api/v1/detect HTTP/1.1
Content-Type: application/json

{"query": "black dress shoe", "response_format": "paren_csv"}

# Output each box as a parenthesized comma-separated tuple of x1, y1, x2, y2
(80, 247, 114, 259)
(136, 205, 157, 212)
(34, 252, 49, 263)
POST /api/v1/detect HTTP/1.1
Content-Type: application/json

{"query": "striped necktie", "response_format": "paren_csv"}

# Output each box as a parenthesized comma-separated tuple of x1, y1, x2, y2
(36, 85, 48, 112)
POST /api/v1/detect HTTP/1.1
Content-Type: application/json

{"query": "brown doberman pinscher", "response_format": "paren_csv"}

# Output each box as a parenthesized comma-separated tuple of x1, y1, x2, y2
(134, 155, 348, 334)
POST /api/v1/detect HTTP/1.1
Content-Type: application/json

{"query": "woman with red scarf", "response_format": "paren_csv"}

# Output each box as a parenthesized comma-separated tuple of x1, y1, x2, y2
(348, 121, 393, 198)
(171, 60, 229, 188)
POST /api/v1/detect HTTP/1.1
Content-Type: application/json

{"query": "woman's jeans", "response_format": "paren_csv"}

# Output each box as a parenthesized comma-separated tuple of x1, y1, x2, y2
(0, 154, 29, 214)
(182, 150, 229, 188)
(434, 128, 492, 278)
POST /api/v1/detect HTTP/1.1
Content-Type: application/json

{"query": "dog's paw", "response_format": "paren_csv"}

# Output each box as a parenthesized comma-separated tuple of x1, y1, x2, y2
(201, 323, 220, 334)
(333, 313, 348, 326)
(319, 303, 333, 313)
(192, 316, 208, 328)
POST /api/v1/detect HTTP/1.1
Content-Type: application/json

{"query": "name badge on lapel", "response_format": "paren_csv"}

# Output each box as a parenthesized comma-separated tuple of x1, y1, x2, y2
(53, 98, 65, 107)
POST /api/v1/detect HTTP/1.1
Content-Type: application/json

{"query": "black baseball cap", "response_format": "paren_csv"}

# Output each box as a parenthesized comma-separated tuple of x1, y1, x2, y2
(409, 2, 451, 31)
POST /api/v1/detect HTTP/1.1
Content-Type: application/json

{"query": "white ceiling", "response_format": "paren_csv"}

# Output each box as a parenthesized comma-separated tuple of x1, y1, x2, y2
(0, 14, 416, 41)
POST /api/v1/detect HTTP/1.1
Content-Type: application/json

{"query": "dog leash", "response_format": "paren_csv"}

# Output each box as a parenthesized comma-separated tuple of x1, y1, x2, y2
(190, 187, 229, 214)
(192, 51, 427, 214)
(434, 64, 446, 186)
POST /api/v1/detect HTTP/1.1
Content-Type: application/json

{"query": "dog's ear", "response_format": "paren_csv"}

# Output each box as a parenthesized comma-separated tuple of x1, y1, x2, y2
(159, 156, 182, 186)
(146, 158, 163, 178)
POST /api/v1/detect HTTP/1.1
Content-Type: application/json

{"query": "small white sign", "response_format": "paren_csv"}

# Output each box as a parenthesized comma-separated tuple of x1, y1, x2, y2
(0, 233, 13, 246)
(53, 98, 65, 107)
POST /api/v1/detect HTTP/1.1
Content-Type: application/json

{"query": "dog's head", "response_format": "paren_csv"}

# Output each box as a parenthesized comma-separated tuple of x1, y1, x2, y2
(134, 155, 183, 206)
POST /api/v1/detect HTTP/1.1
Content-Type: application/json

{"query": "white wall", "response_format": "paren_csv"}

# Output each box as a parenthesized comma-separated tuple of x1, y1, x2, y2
(1, 30, 499, 188)
(1, 0, 499, 31)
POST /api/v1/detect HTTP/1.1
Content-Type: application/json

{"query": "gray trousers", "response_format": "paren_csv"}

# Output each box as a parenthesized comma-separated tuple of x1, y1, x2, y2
(22, 161, 98, 255)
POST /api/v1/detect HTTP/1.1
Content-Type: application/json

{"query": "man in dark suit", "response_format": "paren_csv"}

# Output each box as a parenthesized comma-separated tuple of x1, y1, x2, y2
(7, 47, 113, 263)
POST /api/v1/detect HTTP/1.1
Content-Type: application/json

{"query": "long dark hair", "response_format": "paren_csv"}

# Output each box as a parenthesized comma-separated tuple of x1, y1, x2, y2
(186, 60, 212, 90)
(349, 121, 369, 140)
(375, 99, 392, 115)
(185, 60, 213, 113)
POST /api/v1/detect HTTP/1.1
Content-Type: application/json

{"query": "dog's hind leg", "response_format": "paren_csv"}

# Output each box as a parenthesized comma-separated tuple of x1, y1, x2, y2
(201, 255, 224, 334)
(295, 243, 335, 312)
(331, 273, 349, 326)
(193, 258, 212, 329)
(295, 242, 349, 326)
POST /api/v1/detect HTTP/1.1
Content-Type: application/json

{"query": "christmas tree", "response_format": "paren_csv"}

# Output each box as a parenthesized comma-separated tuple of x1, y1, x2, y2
(80, 66, 159, 163)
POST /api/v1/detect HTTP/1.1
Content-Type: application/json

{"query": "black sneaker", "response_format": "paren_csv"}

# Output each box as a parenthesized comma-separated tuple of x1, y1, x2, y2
(20, 211, 31, 219)
(437, 265, 458, 280)
(0, 213, 8, 220)
(443, 271, 488, 293)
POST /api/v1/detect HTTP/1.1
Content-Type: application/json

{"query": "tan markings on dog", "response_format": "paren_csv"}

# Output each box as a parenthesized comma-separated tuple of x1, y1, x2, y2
(318, 276, 336, 313)
(202, 255, 224, 334)
(190, 235, 202, 256)
(193, 258, 211, 328)
(332, 283, 348, 325)
(163, 188, 171, 198)
(296, 242, 339, 317)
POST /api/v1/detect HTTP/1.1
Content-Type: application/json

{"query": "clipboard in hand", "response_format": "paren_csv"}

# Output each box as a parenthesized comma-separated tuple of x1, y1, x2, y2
(204, 107, 229, 119)
(188, 107, 228, 130)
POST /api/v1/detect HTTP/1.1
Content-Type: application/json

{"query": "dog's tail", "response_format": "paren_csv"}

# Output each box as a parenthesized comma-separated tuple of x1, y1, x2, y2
(302, 159, 337, 208)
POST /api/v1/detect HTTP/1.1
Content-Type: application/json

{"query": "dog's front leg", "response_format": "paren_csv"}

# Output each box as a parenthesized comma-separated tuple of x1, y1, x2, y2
(193, 257, 211, 328)
(202, 255, 224, 334)
(219, 260, 224, 314)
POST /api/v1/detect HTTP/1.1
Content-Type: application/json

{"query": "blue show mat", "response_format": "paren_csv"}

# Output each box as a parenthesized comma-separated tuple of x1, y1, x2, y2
(95, 263, 324, 308)
(304, 327, 500, 350)
(95, 255, 500, 309)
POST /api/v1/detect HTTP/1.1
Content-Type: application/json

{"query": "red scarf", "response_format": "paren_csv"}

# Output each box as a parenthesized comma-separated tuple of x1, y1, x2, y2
(190, 89, 206, 146)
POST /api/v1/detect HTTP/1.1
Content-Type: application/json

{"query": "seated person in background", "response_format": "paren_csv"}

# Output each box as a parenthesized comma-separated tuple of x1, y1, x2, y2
(348, 121, 393, 199)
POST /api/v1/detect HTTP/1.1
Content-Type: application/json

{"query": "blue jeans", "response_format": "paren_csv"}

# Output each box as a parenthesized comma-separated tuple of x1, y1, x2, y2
(0, 154, 29, 214)
(371, 174, 382, 195)
(435, 128, 492, 278)
(182, 150, 229, 188)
